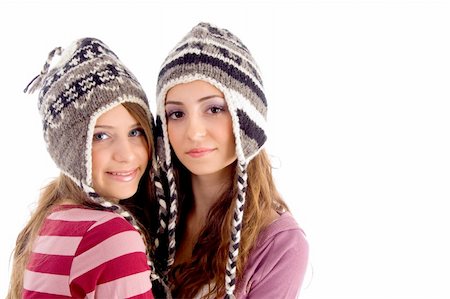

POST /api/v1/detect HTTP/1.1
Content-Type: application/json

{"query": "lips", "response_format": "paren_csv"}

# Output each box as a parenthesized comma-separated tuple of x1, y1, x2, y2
(106, 169, 138, 182)
(186, 148, 215, 158)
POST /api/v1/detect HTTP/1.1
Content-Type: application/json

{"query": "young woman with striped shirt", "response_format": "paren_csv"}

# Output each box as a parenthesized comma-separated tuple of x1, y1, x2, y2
(7, 38, 156, 299)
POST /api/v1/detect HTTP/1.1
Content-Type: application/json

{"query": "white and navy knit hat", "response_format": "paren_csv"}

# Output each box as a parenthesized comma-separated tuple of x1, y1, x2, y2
(156, 22, 267, 298)
(25, 37, 159, 277)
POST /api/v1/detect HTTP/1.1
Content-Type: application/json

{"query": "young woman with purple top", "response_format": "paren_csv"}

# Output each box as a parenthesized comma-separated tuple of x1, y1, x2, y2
(153, 22, 309, 298)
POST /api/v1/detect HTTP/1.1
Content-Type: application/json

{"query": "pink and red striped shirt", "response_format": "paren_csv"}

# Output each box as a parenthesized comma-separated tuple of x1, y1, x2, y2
(23, 205, 154, 298)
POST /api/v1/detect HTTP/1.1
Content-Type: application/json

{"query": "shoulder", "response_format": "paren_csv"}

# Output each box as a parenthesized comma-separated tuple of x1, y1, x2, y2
(50, 206, 139, 237)
(41, 205, 130, 237)
(72, 208, 145, 256)
(68, 208, 150, 296)
(257, 212, 308, 252)
(46, 206, 146, 264)
(238, 212, 309, 297)
(48, 205, 126, 225)
(245, 211, 309, 281)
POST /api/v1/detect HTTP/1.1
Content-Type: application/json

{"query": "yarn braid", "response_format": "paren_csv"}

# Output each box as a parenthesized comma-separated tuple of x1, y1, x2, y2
(150, 157, 174, 298)
(166, 164, 178, 270)
(225, 163, 248, 298)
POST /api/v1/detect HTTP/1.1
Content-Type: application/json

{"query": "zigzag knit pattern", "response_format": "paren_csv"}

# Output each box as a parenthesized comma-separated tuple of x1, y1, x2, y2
(30, 38, 151, 187)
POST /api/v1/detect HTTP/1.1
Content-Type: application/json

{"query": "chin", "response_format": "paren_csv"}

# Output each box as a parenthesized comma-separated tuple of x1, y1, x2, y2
(188, 169, 218, 176)
(108, 188, 139, 202)
(119, 191, 138, 200)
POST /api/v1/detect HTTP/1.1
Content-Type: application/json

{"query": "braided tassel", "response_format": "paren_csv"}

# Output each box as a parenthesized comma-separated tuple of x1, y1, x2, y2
(166, 165, 178, 269)
(24, 47, 63, 94)
(155, 172, 167, 240)
(154, 118, 170, 247)
(225, 163, 247, 298)
(151, 156, 167, 249)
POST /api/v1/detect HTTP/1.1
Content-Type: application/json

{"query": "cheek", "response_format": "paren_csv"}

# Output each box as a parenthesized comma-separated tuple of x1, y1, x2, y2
(223, 121, 236, 157)
(222, 118, 235, 143)
(91, 150, 104, 182)
(135, 140, 150, 163)
(167, 124, 182, 148)
(140, 147, 150, 164)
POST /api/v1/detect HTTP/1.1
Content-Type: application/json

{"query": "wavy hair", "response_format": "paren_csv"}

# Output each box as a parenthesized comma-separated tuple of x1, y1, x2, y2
(169, 150, 289, 298)
(7, 102, 154, 299)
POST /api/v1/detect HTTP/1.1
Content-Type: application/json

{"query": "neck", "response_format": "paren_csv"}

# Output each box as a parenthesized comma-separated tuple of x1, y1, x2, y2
(174, 164, 234, 265)
(190, 166, 233, 221)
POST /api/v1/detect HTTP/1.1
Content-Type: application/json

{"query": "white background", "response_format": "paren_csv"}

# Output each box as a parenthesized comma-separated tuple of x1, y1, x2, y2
(1, 0, 449, 298)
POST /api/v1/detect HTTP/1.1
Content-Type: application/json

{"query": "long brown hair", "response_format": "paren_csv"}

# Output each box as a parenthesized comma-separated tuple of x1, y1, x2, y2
(170, 150, 289, 298)
(7, 102, 154, 299)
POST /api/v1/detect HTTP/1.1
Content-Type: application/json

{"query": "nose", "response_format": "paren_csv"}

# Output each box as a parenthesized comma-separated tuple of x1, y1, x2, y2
(186, 116, 206, 140)
(112, 138, 135, 162)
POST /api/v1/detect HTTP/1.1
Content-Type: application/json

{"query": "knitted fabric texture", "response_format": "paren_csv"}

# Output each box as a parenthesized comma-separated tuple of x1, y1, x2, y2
(26, 37, 153, 189)
(156, 22, 268, 298)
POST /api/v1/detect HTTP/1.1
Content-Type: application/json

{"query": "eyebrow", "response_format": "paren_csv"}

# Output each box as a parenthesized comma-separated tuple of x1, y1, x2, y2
(166, 95, 224, 105)
(94, 123, 140, 129)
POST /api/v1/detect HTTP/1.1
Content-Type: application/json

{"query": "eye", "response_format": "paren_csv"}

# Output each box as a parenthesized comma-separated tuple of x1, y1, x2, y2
(167, 110, 184, 120)
(129, 128, 145, 137)
(93, 132, 109, 141)
(208, 105, 225, 114)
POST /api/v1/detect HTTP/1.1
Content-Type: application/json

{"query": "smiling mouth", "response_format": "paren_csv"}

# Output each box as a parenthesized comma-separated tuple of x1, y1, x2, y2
(107, 169, 138, 182)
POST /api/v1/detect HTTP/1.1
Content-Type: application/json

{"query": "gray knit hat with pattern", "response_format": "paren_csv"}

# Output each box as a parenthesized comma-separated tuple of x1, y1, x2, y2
(26, 37, 153, 190)
(156, 22, 267, 298)
(24, 37, 161, 282)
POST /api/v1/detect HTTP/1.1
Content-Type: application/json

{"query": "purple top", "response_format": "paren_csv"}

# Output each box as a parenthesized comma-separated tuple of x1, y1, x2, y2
(235, 212, 309, 298)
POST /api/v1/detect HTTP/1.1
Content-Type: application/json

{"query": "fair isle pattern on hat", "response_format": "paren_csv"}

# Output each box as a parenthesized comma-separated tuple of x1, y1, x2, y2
(156, 22, 268, 298)
(31, 38, 152, 187)
(24, 37, 163, 284)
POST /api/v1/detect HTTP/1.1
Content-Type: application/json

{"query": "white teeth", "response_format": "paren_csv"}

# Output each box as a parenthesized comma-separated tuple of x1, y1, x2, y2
(110, 171, 134, 176)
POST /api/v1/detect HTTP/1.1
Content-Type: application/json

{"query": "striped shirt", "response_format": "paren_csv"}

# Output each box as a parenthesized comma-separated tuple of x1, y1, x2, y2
(23, 205, 154, 298)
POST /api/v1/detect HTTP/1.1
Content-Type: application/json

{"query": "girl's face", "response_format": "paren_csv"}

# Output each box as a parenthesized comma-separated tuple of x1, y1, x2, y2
(91, 104, 149, 202)
(165, 80, 236, 177)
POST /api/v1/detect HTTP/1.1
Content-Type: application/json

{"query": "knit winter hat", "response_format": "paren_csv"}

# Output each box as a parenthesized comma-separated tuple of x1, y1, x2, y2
(25, 37, 153, 195)
(156, 22, 268, 298)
